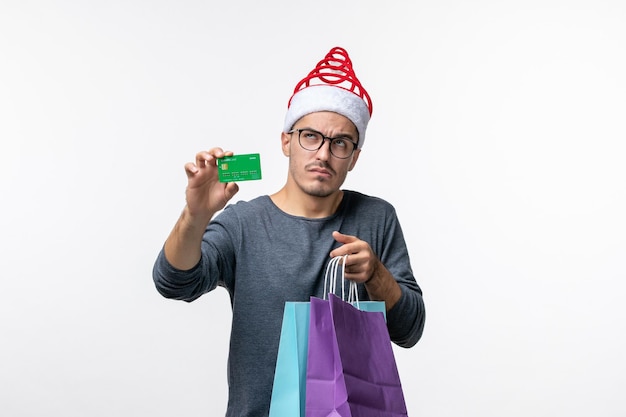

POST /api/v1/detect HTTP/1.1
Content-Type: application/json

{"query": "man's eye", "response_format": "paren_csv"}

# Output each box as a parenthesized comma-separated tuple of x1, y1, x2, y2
(303, 131, 319, 140)
(332, 139, 348, 148)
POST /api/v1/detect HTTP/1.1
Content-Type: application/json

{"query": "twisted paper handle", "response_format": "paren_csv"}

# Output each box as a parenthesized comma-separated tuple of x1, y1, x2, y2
(323, 255, 360, 307)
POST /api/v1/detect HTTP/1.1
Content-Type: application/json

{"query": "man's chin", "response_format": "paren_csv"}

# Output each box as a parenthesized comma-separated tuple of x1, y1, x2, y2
(303, 182, 335, 198)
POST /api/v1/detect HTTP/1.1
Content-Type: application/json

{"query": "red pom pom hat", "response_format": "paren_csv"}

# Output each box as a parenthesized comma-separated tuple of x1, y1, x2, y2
(283, 47, 373, 149)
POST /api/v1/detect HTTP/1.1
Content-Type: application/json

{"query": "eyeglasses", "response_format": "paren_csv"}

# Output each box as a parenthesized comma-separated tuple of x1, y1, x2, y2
(289, 128, 358, 159)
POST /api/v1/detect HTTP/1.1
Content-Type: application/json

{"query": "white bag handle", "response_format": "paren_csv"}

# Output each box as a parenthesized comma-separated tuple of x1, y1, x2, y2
(323, 255, 359, 307)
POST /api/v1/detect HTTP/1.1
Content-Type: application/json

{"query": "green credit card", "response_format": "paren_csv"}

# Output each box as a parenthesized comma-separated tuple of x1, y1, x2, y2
(217, 153, 262, 182)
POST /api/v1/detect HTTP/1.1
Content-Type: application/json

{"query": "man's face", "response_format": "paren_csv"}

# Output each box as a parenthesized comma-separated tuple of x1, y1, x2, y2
(282, 111, 361, 198)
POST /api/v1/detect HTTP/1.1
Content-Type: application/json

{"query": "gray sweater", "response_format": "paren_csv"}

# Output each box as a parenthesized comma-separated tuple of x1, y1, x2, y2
(153, 190, 425, 417)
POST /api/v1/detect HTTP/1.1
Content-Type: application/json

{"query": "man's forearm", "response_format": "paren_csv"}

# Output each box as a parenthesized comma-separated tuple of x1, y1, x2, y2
(364, 260, 403, 311)
(163, 207, 213, 271)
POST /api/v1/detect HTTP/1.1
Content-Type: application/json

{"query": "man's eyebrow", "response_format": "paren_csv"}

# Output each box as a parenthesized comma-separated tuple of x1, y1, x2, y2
(300, 127, 356, 140)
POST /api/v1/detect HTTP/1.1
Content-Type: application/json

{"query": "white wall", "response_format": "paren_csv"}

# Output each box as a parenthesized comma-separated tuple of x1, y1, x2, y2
(1, 1, 625, 416)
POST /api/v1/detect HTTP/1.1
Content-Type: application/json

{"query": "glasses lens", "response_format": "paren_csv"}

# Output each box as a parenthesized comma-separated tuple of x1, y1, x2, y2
(297, 129, 355, 159)
(298, 129, 323, 151)
(329, 138, 352, 159)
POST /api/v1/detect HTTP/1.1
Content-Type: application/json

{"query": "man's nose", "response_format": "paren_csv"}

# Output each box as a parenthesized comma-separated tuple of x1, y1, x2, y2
(315, 138, 333, 159)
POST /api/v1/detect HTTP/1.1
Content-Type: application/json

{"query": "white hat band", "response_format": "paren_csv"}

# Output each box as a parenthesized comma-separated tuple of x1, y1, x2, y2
(283, 85, 371, 149)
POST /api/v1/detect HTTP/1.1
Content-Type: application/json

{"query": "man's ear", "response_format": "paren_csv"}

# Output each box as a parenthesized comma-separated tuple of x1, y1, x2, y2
(281, 131, 292, 157)
(348, 148, 361, 171)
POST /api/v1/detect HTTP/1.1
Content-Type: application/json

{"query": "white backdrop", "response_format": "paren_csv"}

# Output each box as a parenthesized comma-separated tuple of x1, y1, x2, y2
(1, 1, 625, 416)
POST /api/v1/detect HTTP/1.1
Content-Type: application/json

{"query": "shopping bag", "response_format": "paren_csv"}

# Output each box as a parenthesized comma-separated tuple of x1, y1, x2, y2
(269, 256, 386, 417)
(305, 259, 408, 417)
(268, 302, 311, 417)
(333, 292, 407, 416)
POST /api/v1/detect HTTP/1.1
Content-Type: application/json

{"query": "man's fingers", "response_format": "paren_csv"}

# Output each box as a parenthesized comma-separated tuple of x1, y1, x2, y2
(332, 230, 358, 244)
(195, 151, 215, 168)
(184, 162, 199, 177)
(224, 182, 240, 201)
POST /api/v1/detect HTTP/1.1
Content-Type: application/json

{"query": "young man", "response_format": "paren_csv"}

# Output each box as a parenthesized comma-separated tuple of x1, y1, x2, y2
(153, 46, 426, 417)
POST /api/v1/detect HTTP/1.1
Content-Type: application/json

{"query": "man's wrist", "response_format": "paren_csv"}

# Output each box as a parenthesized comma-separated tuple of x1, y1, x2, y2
(180, 205, 213, 232)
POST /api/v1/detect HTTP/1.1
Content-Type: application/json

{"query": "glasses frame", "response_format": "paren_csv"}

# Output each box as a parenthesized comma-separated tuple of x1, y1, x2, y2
(289, 128, 358, 159)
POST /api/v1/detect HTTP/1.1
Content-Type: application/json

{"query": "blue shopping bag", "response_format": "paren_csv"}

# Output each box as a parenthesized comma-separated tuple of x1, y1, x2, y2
(268, 301, 311, 417)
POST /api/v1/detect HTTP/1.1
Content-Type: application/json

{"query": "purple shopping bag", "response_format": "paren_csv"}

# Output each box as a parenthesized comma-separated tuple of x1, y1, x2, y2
(305, 293, 408, 417)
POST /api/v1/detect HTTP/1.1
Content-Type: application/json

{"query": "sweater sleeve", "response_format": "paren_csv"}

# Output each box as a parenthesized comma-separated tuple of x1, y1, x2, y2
(152, 247, 219, 302)
(369, 196, 426, 348)
(386, 283, 426, 348)
(152, 204, 240, 302)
